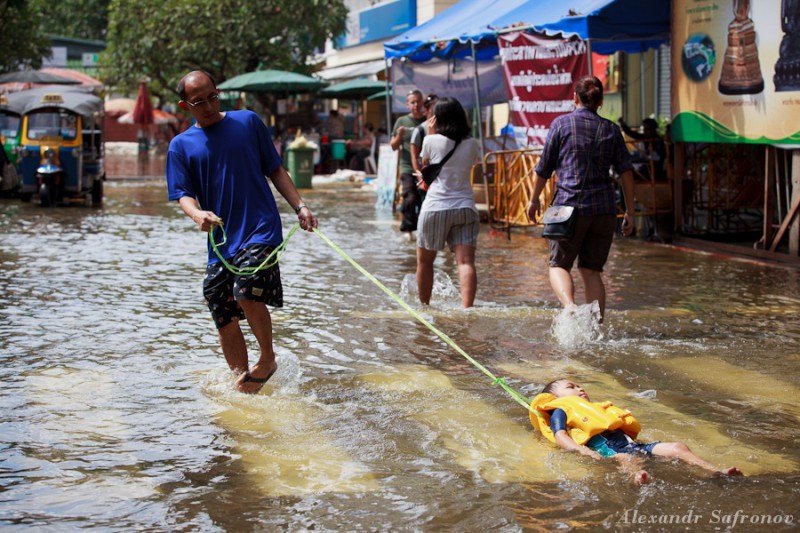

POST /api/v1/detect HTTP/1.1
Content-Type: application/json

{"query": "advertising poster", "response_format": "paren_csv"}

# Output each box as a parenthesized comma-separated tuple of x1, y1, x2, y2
(391, 58, 508, 112)
(497, 33, 588, 148)
(672, 0, 800, 143)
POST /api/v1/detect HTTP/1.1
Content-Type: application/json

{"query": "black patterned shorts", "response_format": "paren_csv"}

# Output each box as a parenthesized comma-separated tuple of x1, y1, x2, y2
(203, 244, 283, 329)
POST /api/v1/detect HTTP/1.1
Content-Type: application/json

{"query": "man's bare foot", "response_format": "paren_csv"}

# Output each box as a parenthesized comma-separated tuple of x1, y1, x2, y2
(405, 232, 415, 243)
(235, 360, 277, 394)
(634, 470, 651, 485)
(717, 467, 744, 476)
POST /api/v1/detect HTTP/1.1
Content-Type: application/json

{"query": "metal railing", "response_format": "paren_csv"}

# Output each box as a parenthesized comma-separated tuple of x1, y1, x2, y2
(474, 149, 553, 237)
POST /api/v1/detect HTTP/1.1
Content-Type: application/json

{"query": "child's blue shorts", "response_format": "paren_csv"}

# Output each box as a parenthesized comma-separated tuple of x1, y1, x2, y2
(587, 430, 660, 458)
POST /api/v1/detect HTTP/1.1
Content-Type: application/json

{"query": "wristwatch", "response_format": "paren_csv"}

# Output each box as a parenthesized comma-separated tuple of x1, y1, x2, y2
(294, 204, 308, 214)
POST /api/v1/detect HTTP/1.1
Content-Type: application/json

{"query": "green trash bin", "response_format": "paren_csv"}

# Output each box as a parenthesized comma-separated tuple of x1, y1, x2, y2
(331, 140, 346, 161)
(286, 147, 315, 189)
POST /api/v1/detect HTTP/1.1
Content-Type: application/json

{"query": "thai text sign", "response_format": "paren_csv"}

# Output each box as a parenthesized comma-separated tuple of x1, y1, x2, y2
(498, 32, 588, 148)
(672, 0, 800, 144)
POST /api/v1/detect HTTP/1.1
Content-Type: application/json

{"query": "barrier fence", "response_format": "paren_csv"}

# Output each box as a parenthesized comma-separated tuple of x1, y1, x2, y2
(473, 149, 553, 237)
(475, 141, 675, 240)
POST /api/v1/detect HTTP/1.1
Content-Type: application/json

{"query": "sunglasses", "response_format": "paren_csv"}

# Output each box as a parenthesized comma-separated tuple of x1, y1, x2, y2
(183, 93, 220, 108)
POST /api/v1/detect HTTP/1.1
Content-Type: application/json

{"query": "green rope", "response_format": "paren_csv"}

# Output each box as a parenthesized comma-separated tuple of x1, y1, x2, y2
(209, 222, 301, 276)
(312, 227, 535, 413)
(206, 220, 537, 415)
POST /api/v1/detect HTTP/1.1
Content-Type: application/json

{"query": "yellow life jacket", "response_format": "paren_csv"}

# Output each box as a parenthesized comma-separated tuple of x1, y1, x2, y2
(529, 393, 641, 445)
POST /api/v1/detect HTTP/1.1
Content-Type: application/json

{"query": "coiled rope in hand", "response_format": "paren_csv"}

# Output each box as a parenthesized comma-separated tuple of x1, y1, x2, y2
(209, 222, 301, 276)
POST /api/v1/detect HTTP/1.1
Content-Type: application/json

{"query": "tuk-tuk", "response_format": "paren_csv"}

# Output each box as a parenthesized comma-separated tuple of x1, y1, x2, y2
(16, 87, 105, 206)
(0, 94, 23, 194)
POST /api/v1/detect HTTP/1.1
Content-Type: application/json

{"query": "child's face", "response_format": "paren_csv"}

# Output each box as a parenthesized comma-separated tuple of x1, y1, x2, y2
(551, 380, 590, 401)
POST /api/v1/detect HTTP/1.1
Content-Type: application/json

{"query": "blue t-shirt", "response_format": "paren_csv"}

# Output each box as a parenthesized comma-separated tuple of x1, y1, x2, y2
(166, 110, 283, 264)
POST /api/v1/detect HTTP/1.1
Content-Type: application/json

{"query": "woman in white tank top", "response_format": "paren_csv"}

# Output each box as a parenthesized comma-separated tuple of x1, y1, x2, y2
(414, 97, 481, 308)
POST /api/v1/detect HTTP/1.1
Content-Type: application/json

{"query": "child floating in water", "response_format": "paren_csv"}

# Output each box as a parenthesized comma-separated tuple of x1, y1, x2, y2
(530, 379, 744, 485)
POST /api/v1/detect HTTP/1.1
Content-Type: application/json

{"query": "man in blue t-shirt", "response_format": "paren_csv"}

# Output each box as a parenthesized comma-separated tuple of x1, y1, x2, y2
(166, 70, 318, 394)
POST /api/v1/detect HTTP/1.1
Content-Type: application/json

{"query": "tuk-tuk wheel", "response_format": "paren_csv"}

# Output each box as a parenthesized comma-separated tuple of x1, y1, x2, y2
(91, 179, 103, 206)
(20, 193, 32, 203)
(39, 184, 54, 207)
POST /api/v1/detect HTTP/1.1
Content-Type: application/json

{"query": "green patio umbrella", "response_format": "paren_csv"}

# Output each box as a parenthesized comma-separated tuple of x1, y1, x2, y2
(217, 69, 326, 93)
(0, 69, 82, 85)
(366, 89, 392, 101)
(320, 78, 386, 99)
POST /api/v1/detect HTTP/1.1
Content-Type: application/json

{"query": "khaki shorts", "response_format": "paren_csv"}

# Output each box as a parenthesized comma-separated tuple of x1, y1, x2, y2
(548, 214, 617, 271)
(417, 208, 480, 251)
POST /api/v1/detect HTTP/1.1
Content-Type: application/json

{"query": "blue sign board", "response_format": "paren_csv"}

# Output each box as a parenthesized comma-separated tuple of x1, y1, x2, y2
(337, 0, 416, 48)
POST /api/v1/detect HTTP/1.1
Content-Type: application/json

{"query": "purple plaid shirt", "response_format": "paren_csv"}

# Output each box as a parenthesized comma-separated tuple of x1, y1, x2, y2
(535, 107, 633, 216)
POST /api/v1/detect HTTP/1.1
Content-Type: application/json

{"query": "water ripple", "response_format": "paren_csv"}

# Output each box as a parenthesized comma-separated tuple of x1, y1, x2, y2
(0, 181, 798, 530)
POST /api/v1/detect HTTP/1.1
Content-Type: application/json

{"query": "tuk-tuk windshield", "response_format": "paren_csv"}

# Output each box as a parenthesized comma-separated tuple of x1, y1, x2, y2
(26, 110, 78, 141)
(0, 113, 20, 139)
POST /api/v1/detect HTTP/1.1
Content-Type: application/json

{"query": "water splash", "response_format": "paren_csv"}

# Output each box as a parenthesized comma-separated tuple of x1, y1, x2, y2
(399, 274, 417, 302)
(199, 349, 305, 401)
(399, 271, 461, 307)
(630, 389, 658, 400)
(551, 301, 604, 348)
(431, 271, 461, 304)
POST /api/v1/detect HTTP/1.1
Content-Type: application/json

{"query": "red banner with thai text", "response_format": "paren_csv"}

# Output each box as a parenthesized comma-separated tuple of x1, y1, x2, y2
(498, 32, 589, 148)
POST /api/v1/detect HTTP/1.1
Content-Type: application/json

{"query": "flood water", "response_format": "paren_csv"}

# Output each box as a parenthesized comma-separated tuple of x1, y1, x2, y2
(1, 170, 799, 531)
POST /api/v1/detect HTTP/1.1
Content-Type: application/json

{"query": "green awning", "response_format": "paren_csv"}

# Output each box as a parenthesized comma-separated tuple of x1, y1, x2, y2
(366, 89, 392, 101)
(319, 78, 386, 99)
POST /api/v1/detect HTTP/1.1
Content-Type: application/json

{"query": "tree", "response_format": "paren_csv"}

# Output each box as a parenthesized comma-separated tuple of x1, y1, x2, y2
(101, 0, 348, 99)
(0, 0, 51, 73)
(30, 0, 110, 41)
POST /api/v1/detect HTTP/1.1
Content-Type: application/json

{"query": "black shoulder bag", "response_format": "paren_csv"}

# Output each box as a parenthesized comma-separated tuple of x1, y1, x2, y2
(542, 122, 602, 240)
(420, 139, 461, 187)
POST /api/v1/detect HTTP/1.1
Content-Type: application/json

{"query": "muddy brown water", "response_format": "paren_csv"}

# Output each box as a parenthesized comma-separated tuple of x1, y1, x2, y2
(0, 163, 798, 531)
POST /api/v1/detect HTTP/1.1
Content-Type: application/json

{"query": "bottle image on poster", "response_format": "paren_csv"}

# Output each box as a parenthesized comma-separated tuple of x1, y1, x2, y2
(774, 0, 800, 91)
(718, 0, 765, 94)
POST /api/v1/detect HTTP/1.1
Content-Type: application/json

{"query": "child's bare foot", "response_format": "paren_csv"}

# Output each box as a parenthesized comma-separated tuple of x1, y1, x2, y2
(717, 467, 743, 476)
(634, 470, 651, 485)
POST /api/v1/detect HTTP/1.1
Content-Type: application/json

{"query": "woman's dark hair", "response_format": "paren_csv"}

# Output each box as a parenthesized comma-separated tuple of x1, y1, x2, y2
(574, 75, 603, 110)
(423, 93, 439, 109)
(433, 97, 470, 141)
(541, 378, 567, 395)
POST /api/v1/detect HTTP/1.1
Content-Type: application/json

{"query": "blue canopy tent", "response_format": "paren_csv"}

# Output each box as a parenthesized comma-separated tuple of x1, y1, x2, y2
(489, 0, 670, 54)
(384, 0, 530, 62)
(384, 0, 671, 60)
(383, 0, 670, 155)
